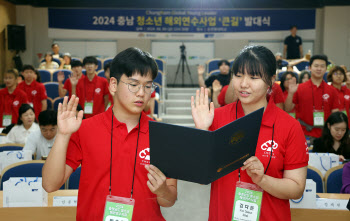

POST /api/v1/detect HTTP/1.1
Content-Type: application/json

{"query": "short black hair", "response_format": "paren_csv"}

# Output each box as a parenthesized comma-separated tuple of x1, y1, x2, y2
(51, 43, 59, 48)
(6, 69, 19, 78)
(299, 71, 311, 83)
(280, 71, 298, 92)
(290, 25, 297, 30)
(327, 66, 346, 83)
(22, 64, 35, 72)
(218, 60, 230, 68)
(310, 55, 328, 67)
(38, 110, 57, 126)
(83, 56, 98, 66)
(232, 45, 276, 87)
(104, 62, 111, 72)
(17, 104, 35, 125)
(71, 60, 83, 68)
(110, 47, 158, 82)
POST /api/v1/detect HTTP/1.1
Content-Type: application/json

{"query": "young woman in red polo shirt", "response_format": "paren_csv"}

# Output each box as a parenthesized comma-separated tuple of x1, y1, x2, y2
(192, 45, 308, 221)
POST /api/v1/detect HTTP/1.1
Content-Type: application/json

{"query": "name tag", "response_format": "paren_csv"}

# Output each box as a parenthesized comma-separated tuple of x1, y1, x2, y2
(313, 110, 324, 127)
(84, 101, 93, 114)
(103, 195, 134, 221)
(2, 115, 12, 127)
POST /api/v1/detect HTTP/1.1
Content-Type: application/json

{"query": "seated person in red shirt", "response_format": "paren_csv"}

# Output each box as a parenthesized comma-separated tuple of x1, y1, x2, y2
(58, 60, 84, 98)
(42, 48, 177, 221)
(280, 71, 298, 117)
(0, 69, 28, 127)
(75, 56, 109, 118)
(285, 55, 340, 143)
(17, 65, 48, 120)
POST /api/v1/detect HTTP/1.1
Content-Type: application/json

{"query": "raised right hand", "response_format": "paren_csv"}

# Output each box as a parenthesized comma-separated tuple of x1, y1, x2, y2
(57, 95, 84, 135)
(288, 77, 299, 94)
(197, 65, 205, 76)
(69, 73, 79, 86)
(57, 71, 65, 83)
(191, 87, 214, 130)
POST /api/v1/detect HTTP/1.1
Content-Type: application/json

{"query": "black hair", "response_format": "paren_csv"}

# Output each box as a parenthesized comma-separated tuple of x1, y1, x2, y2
(310, 55, 328, 67)
(299, 71, 311, 83)
(38, 110, 57, 126)
(19, 74, 24, 81)
(290, 25, 297, 30)
(22, 64, 35, 72)
(232, 45, 276, 87)
(280, 71, 298, 92)
(51, 43, 59, 48)
(6, 69, 19, 78)
(71, 60, 83, 68)
(83, 56, 98, 66)
(110, 47, 158, 82)
(17, 104, 35, 125)
(321, 112, 349, 154)
(34, 70, 41, 83)
(218, 60, 230, 68)
(327, 66, 347, 83)
(104, 62, 111, 72)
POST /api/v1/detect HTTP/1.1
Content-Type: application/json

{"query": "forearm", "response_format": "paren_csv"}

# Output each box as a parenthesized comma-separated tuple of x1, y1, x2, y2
(225, 81, 237, 104)
(198, 75, 206, 88)
(41, 100, 47, 111)
(212, 91, 221, 108)
(156, 184, 177, 207)
(71, 85, 76, 95)
(42, 132, 71, 192)
(284, 92, 295, 112)
(58, 82, 66, 97)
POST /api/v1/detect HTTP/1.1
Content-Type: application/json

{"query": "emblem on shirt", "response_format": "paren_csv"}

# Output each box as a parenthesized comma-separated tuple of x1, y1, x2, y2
(31, 90, 37, 96)
(261, 140, 278, 152)
(345, 95, 350, 100)
(139, 147, 150, 166)
(305, 142, 309, 155)
(95, 88, 101, 94)
(322, 94, 330, 101)
(296, 39, 300, 43)
(13, 100, 20, 106)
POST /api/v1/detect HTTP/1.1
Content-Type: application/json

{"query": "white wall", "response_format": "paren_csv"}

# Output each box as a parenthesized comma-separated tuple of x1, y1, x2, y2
(323, 6, 350, 68)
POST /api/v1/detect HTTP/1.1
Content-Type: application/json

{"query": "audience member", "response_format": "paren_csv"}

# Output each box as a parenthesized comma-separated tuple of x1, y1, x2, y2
(341, 162, 350, 193)
(313, 112, 350, 161)
(39, 52, 59, 70)
(23, 110, 57, 160)
(59, 52, 72, 70)
(285, 55, 340, 142)
(58, 60, 84, 98)
(0, 69, 28, 127)
(280, 71, 298, 117)
(17, 65, 48, 119)
(299, 70, 311, 83)
(51, 43, 62, 59)
(345, 70, 350, 90)
(197, 60, 231, 90)
(6, 104, 39, 144)
(283, 25, 303, 59)
(211, 79, 223, 108)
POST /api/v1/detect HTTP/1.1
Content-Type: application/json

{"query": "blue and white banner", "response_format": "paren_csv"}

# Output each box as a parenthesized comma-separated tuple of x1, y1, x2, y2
(48, 9, 316, 40)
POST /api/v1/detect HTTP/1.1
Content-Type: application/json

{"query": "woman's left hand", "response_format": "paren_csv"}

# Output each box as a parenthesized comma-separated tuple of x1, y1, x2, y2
(241, 156, 265, 185)
(339, 155, 345, 162)
(145, 164, 169, 197)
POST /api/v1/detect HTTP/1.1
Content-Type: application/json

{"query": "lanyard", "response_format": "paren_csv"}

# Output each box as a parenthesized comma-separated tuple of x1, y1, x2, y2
(311, 82, 324, 110)
(235, 100, 274, 181)
(110, 109, 142, 198)
(84, 76, 97, 101)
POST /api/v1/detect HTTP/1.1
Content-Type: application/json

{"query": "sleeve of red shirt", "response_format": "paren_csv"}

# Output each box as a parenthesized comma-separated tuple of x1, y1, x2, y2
(284, 120, 309, 170)
(40, 83, 48, 100)
(272, 84, 284, 104)
(217, 85, 228, 107)
(66, 130, 83, 171)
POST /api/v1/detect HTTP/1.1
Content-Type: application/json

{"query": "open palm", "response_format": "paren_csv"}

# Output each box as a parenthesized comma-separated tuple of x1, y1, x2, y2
(191, 87, 214, 130)
(57, 95, 84, 135)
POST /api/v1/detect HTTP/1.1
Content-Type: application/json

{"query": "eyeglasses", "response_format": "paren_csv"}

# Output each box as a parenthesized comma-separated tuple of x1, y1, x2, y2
(119, 80, 157, 94)
(333, 72, 344, 76)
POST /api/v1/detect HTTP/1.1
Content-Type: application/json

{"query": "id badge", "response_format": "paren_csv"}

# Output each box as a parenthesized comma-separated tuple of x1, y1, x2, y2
(103, 195, 135, 221)
(29, 103, 34, 108)
(106, 102, 111, 111)
(341, 110, 347, 116)
(84, 101, 93, 114)
(2, 114, 12, 127)
(288, 112, 296, 119)
(232, 181, 263, 221)
(313, 110, 324, 127)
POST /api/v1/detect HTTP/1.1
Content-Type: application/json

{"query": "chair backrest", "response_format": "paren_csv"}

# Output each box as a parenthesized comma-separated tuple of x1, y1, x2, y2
(67, 167, 81, 189)
(96, 58, 102, 71)
(324, 164, 344, 193)
(206, 58, 222, 73)
(52, 70, 72, 83)
(155, 71, 163, 87)
(103, 57, 113, 69)
(38, 70, 52, 83)
(208, 70, 221, 77)
(155, 58, 166, 73)
(53, 58, 61, 66)
(295, 61, 310, 71)
(281, 60, 289, 67)
(97, 70, 106, 78)
(71, 57, 82, 62)
(47, 98, 53, 110)
(44, 82, 59, 99)
(53, 97, 64, 111)
(0, 160, 65, 190)
(0, 143, 24, 152)
(307, 165, 324, 193)
(323, 72, 329, 82)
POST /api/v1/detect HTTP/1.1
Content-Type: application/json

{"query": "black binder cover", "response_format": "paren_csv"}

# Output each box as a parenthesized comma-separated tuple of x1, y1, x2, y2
(150, 107, 263, 185)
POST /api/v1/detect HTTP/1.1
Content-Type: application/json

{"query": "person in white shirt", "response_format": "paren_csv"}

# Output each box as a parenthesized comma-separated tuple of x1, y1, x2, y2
(24, 110, 57, 160)
(39, 52, 59, 70)
(6, 104, 39, 144)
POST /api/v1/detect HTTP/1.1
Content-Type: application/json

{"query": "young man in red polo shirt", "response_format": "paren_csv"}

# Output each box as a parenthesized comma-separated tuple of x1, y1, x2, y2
(285, 55, 340, 141)
(42, 48, 177, 221)
(75, 56, 109, 118)
(17, 65, 47, 119)
(58, 60, 85, 98)
(0, 69, 28, 127)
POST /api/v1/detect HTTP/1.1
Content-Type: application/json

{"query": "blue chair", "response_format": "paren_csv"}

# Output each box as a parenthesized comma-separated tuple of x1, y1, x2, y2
(53, 97, 64, 111)
(206, 58, 222, 73)
(52, 70, 72, 83)
(67, 167, 81, 189)
(208, 70, 220, 77)
(47, 98, 53, 110)
(82, 69, 86, 75)
(281, 60, 289, 67)
(155, 58, 166, 73)
(44, 82, 59, 99)
(154, 71, 164, 96)
(229, 59, 234, 68)
(307, 165, 324, 193)
(0, 160, 65, 190)
(97, 70, 105, 78)
(96, 58, 102, 71)
(295, 61, 310, 71)
(323, 72, 329, 82)
(71, 57, 82, 62)
(38, 70, 52, 83)
(103, 58, 113, 69)
(324, 164, 344, 193)
(0, 143, 24, 152)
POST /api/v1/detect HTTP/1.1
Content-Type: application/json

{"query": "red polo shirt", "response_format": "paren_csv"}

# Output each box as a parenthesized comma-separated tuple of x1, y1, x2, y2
(0, 87, 29, 127)
(143, 91, 156, 115)
(218, 85, 229, 106)
(293, 80, 341, 137)
(267, 82, 284, 104)
(17, 80, 47, 119)
(283, 90, 296, 113)
(208, 99, 309, 221)
(63, 75, 86, 97)
(75, 75, 109, 118)
(66, 108, 165, 221)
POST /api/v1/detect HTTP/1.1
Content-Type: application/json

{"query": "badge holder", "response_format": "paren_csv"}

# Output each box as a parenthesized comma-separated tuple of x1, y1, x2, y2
(29, 103, 34, 108)
(84, 101, 94, 114)
(232, 181, 263, 221)
(2, 114, 12, 127)
(340, 109, 347, 116)
(288, 111, 296, 119)
(103, 195, 135, 221)
(313, 110, 324, 127)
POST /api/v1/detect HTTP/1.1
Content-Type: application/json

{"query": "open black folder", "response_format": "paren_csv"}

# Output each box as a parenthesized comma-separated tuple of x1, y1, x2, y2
(149, 107, 264, 185)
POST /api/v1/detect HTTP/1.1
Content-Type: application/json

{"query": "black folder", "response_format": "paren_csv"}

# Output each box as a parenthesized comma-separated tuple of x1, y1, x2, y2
(149, 107, 264, 185)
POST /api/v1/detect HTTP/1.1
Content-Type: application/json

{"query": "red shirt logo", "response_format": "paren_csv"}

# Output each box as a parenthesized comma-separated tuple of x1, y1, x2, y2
(139, 147, 150, 166)
(13, 100, 20, 106)
(261, 140, 278, 152)
(344, 95, 350, 100)
(322, 93, 330, 101)
(95, 88, 101, 94)
(31, 90, 37, 96)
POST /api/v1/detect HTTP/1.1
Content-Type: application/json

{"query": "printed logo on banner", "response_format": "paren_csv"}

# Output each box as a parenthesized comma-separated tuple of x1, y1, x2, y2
(31, 90, 37, 96)
(322, 94, 330, 101)
(13, 100, 20, 106)
(139, 147, 150, 165)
